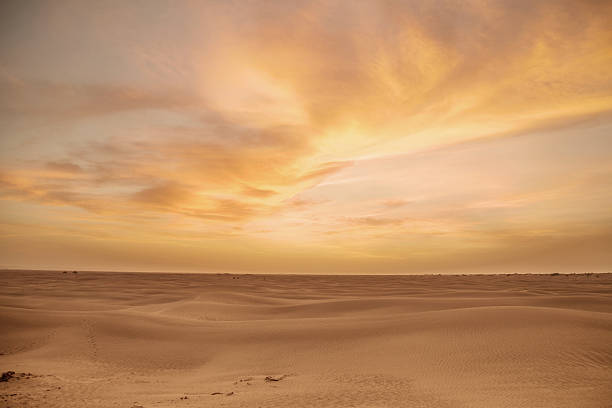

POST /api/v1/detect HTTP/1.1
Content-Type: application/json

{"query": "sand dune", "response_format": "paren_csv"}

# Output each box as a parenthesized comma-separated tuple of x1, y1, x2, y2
(1, 271, 611, 407)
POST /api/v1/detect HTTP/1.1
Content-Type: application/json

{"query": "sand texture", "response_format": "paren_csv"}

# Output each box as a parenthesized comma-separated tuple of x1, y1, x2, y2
(0, 271, 611, 407)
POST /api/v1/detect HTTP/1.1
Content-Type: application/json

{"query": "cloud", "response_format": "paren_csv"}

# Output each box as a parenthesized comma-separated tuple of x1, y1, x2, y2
(298, 161, 353, 182)
(0, 172, 104, 213)
(242, 185, 277, 198)
(45, 161, 83, 173)
(0, 79, 200, 121)
(345, 216, 405, 227)
(132, 182, 193, 208)
(381, 199, 410, 209)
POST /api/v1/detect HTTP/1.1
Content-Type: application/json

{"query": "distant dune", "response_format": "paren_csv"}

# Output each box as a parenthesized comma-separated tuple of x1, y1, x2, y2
(0, 271, 611, 407)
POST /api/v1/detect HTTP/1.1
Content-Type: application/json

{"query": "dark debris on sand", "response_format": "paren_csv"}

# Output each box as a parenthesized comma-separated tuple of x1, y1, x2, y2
(211, 391, 235, 396)
(0, 372, 15, 382)
(265, 374, 288, 382)
(1, 371, 36, 382)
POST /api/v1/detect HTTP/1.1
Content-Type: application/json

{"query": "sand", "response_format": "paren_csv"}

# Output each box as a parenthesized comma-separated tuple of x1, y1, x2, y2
(0, 271, 610, 407)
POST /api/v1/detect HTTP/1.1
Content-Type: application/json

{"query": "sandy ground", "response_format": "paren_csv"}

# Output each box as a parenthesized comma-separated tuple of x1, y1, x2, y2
(0, 271, 610, 408)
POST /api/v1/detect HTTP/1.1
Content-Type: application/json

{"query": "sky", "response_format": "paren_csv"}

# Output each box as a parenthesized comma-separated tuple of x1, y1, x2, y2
(1, 0, 611, 274)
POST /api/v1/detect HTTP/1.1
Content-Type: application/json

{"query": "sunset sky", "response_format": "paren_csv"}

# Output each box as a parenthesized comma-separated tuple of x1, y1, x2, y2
(1, 0, 611, 274)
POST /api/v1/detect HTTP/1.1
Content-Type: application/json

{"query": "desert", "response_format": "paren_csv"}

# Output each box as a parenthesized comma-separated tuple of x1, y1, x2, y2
(1, 270, 610, 407)
(3, 0, 612, 407)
